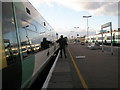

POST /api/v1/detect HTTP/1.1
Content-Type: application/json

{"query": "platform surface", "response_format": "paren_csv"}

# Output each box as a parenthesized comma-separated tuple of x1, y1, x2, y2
(47, 43, 118, 89)
(47, 57, 78, 88)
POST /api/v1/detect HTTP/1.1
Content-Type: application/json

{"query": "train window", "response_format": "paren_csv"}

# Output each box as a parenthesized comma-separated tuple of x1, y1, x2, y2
(36, 22, 46, 33)
(20, 19, 37, 32)
(116, 35, 120, 39)
(19, 28, 34, 58)
(25, 24, 37, 32)
(107, 36, 111, 40)
(19, 27, 42, 58)
(98, 37, 102, 40)
(2, 2, 20, 65)
(15, 6, 37, 33)
(27, 30, 41, 52)
(14, 6, 41, 58)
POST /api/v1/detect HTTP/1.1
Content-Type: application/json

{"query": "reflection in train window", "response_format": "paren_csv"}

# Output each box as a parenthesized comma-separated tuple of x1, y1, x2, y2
(24, 24, 37, 32)
(36, 22, 46, 33)
(107, 36, 111, 40)
(98, 37, 102, 40)
(19, 28, 32, 58)
(27, 30, 41, 52)
(19, 26, 41, 58)
(14, 3, 57, 59)
(116, 35, 120, 39)
(15, 6, 44, 58)
(2, 2, 20, 65)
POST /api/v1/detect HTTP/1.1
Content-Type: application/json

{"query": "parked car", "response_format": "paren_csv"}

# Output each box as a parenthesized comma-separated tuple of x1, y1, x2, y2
(87, 42, 101, 50)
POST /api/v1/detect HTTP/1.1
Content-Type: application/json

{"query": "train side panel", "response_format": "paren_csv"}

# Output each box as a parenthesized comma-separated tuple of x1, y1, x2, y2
(13, 1, 58, 88)
(2, 1, 58, 89)
(2, 2, 22, 88)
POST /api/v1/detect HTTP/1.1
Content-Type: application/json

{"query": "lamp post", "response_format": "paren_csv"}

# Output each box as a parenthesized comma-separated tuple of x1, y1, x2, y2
(74, 27, 79, 37)
(83, 15, 92, 42)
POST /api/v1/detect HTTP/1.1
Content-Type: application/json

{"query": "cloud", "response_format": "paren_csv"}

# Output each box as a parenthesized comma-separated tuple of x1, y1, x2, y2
(88, 2, 118, 16)
(29, 0, 119, 16)
(56, 1, 118, 16)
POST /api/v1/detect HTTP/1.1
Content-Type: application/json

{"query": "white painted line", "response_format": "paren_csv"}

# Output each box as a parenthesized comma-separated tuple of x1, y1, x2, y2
(42, 50, 60, 89)
(76, 56, 86, 59)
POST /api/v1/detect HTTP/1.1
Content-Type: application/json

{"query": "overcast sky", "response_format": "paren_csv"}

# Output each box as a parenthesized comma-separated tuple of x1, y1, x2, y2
(28, 0, 119, 37)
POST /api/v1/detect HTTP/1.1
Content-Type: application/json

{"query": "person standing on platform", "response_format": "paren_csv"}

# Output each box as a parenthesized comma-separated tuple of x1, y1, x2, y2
(56, 35, 68, 58)
(41, 38, 52, 50)
(41, 38, 52, 56)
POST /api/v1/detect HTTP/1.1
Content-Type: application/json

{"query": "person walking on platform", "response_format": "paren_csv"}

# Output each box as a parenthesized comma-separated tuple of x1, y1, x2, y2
(56, 35, 68, 58)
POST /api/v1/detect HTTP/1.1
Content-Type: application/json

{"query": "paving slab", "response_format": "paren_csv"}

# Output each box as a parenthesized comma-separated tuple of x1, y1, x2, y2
(47, 57, 75, 88)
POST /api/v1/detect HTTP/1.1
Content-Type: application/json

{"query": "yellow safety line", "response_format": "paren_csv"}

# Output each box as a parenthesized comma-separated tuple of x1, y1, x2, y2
(68, 48, 88, 89)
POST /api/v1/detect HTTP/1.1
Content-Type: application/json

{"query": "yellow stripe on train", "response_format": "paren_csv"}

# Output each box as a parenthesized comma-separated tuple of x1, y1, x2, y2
(0, 40, 7, 69)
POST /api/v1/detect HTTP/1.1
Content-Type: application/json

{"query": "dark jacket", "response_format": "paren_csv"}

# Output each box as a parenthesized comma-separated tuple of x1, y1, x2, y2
(41, 39, 52, 50)
(56, 38, 68, 48)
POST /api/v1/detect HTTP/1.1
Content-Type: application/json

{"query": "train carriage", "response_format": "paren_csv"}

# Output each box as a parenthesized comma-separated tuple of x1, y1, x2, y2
(1, 0, 59, 88)
(85, 30, 120, 46)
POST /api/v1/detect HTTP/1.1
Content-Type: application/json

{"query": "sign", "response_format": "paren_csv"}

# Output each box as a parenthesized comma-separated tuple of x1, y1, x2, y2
(101, 22, 113, 55)
(101, 22, 111, 29)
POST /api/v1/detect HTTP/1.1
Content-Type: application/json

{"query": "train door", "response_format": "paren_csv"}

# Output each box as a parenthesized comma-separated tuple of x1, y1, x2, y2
(112, 33, 116, 44)
(13, 3, 35, 88)
(2, 2, 22, 88)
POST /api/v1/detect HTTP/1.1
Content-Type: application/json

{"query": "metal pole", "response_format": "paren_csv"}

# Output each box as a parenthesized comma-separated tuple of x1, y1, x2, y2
(101, 28, 104, 52)
(83, 16, 92, 43)
(74, 27, 79, 37)
(110, 22, 113, 55)
(87, 18, 88, 38)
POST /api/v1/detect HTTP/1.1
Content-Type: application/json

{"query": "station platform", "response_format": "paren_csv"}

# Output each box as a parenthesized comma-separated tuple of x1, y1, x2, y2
(47, 57, 74, 88)
(46, 51, 82, 88)
(44, 43, 118, 89)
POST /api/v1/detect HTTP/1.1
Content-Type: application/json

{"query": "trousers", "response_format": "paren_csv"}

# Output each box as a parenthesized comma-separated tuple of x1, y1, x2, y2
(60, 47, 67, 58)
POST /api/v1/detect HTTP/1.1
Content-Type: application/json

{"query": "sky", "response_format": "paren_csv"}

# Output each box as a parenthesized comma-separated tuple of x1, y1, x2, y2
(28, 0, 119, 38)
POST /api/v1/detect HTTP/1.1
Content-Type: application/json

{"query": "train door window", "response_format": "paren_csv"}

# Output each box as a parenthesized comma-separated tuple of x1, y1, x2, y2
(19, 28, 41, 58)
(116, 35, 120, 39)
(107, 36, 111, 40)
(98, 37, 102, 40)
(37, 23, 46, 33)
(19, 28, 33, 58)
(14, 6, 36, 58)
(2, 2, 20, 65)
(113, 33, 115, 40)
(27, 30, 40, 53)
(23, 22, 37, 32)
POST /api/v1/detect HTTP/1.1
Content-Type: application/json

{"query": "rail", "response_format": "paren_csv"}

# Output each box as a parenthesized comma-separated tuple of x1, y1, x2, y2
(42, 50, 60, 89)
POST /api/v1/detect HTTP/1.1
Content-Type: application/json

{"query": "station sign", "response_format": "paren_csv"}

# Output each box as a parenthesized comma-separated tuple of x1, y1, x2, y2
(101, 22, 113, 55)
(101, 22, 111, 29)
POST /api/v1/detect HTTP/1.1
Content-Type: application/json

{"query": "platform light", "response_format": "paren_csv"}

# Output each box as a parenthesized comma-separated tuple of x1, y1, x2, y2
(74, 27, 79, 37)
(83, 15, 92, 42)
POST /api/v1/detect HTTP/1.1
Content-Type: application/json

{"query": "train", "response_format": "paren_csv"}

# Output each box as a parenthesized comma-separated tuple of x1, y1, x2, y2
(85, 30, 120, 45)
(1, 0, 59, 89)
